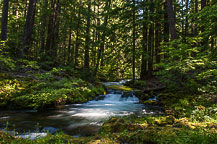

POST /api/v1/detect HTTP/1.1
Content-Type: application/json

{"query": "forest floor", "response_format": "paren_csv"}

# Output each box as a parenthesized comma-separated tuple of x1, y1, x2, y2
(0, 65, 217, 143)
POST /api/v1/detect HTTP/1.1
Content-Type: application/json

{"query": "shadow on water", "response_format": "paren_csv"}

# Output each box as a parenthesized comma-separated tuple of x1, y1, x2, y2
(0, 80, 162, 139)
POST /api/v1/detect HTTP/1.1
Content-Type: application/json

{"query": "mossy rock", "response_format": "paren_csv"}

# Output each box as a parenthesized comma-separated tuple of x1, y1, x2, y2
(102, 118, 128, 133)
(154, 119, 168, 126)
(122, 91, 133, 98)
(0, 131, 15, 142)
(166, 115, 176, 124)
(118, 129, 157, 144)
(134, 90, 153, 102)
(105, 85, 132, 91)
(128, 123, 148, 131)
(143, 100, 158, 105)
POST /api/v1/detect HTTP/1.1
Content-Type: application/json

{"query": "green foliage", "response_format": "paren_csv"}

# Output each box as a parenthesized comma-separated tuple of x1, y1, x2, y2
(197, 69, 217, 94)
(10, 77, 104, 109)
(0, 55, 16, 70)
(0, 78, 29, 107)
(0, 131, 93, 144)
(155, 38, 217, 94)
(190, 105, 217, 122)
(100, 115, 217, 144)
(0, 68, 105, 110)
(155, 128, 217, 144)
(16, 59, 40, 70)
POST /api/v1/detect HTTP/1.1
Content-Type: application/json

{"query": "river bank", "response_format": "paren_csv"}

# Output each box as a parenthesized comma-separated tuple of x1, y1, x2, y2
(0, 69, 217, 143)
(0, 67, 105, 110)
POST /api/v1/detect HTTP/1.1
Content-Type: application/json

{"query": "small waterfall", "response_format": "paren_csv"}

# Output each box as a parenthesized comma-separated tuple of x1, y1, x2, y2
(0, 80, 162, 137)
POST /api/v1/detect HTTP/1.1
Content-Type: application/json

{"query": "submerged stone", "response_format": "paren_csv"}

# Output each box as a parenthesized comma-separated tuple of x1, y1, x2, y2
(122, 91, 134, 98)
(42, 127, 60, 134)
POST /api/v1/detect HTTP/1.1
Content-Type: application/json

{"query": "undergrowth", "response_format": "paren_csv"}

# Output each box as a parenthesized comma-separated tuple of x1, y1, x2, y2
(0, 67, 105, 110)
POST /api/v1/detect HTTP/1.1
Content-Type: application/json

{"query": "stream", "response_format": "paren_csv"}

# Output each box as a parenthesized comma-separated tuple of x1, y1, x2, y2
(0, 81, 162, 139)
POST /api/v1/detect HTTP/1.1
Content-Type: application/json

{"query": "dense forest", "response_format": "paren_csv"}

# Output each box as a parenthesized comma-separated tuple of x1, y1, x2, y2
(0, 0, 217, 143)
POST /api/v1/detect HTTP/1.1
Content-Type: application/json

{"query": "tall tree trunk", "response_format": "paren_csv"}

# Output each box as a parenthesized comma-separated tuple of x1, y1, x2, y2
(155, 1, 162, 64)
(140, 3, 148, 80)
(21, 0, 37, 58)
(185, 0, 189, 38)
(164, 1, 169, 43)
(147, 0, 154, 79)
(200, 0, 207, 51)
(201, 0, 206, 9)
(46, 0, 60, 60)
(1, 0, 9, 41)
(194, 0, 198, 36)
(91, 0, 96, 67)
(155, 22, 161, 64)
(132, 0, 136, 82)
(75, 3, 81, 68)
(181, 0, 184, 37)
(95, 0, 110, 76)
(84, 0, 92, 70)
(68, 16, 73, 64)
(166, 0, 177, 40)
(100, 0, 111, 67)
(40, 0, 48, 56)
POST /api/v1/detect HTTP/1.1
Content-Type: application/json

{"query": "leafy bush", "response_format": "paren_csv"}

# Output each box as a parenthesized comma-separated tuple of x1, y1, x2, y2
(0, 55, 16, 70)
(0, 68, 105, 109)
(155, 38, 217, 94)
(16, 59, 40, 70)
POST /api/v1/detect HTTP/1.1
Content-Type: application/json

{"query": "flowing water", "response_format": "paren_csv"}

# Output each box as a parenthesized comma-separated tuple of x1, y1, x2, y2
(0, 81, 162, 139)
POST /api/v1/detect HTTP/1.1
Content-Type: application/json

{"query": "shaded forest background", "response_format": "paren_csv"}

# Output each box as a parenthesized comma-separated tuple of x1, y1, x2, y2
(0, 0, 216, 92)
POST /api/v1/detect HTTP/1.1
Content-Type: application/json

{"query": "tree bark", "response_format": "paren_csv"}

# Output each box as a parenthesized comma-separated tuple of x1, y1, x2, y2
(201, 0, 206, 9)
(75, 3, 81, 68)
(84, 0, 92, 70)
(147, 0, 154, 79)
(40, 0, 48, 55)
(95, 0, 111, 76)
(46, 0, 60, 60)
(1, 0, 9, 41)
(140, 3, 148, 80)
(21, 0, 37, 58)
(100, 0, 111, 67)
(68, 15, 73, 64)
(185, 0, 189, 38)
(194, 0, 198, 36)
(166, 0, 177, 40)
(132, 0, 136, 82)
